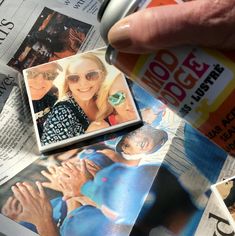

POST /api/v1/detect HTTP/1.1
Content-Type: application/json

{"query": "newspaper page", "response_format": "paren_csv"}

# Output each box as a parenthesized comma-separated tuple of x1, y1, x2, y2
(0, 0, 105, 72)
(195, 155, 235, 236)
(0, 63, 39, 186)
(0, 64, 18, 113)
(59, 0, 102, 15)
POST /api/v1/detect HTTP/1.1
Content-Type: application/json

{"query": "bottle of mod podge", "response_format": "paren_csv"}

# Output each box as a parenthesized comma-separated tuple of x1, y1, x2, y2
(98, 0, 235, 156)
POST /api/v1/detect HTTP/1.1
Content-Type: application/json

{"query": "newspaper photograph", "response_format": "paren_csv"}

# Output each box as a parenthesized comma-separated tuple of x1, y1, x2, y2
(0, 78, 230, 236)
(0, 82, 182, 236)
(0, 0, 105, 72)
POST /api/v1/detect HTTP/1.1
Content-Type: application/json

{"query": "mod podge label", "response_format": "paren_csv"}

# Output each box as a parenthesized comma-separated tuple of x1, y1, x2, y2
(128, 47, 235, 155)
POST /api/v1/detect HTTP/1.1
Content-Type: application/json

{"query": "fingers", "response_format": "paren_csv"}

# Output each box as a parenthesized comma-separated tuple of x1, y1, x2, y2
(12, 182, 40, 205)
(64, 162, 79, 172)
(41, 166, 57, 181)
(108, 0, 235, 53)
(36, 181, 46, 198)
(58, 177, 72, 201)
(83, 160, 100, 177)
(11, 184, 28, 206)
(41, 182, 52, 188)
(58, 166, 72, 177)
(80, 159, 89, 176)
(22, 182, 38, 199)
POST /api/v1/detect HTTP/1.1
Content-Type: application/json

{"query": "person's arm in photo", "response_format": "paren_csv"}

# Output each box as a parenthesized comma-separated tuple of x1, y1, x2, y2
(11, 182, 58, 236)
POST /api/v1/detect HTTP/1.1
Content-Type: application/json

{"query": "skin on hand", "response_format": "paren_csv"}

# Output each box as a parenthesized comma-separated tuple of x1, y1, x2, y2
(41, 165, 62, 192)
(58, 160, 94, 201)
(108, 0, 235, 53)
(11, 182, 52, 226)
(11, 182, 58, 236)
(1, 196, 22, 222)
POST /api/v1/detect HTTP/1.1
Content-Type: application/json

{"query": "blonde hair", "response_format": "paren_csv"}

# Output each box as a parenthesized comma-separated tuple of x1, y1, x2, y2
(62, 53, 107, 97)
(95, 74, 121, 121)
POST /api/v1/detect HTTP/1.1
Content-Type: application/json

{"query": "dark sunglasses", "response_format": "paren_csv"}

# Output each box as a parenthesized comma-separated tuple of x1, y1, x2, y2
(27, 71, 59, 81)
(108, 91, 126, 106)
(66, 70, 102, 83)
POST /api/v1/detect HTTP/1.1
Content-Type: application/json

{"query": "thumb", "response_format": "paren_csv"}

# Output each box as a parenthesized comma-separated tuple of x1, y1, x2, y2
(108, 0, 235, 53)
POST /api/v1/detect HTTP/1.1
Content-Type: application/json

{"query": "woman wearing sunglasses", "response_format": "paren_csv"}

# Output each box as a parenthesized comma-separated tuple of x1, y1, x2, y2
(41, 53, 107, 146)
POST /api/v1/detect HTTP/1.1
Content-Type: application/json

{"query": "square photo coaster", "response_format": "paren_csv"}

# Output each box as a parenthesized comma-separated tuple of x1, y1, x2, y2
(23, 47, 141, 152)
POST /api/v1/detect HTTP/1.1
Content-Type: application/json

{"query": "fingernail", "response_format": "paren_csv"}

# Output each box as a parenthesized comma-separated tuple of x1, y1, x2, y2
(108, 19, 132, 49)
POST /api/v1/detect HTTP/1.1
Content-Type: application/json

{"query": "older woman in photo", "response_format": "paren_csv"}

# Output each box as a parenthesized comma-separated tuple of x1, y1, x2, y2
(41, 53, 108, 145)
(26, 62, 61, 138)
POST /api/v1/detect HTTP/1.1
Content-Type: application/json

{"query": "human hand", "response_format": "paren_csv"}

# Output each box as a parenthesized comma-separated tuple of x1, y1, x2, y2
(108, 0, 235, 53)
(41, 165, 62, 192)
(82, 159, 101, 177)
(1, 196, 22, 222)
(11, 182, 52, 227)
(58, 160, 94, 201)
